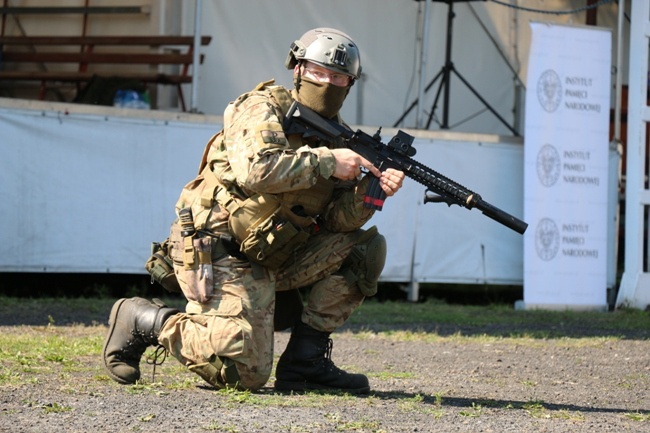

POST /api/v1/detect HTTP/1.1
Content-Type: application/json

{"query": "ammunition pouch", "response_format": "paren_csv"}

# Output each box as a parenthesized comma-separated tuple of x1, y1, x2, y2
(145, 239, 182, 293)
(224, 192, 311, 270)
(238, 214, 310, 270)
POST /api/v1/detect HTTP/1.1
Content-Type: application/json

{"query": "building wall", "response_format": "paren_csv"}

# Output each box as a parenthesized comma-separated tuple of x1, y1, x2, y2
(182, 0, 624, 135)
(1, 1, 625, 133)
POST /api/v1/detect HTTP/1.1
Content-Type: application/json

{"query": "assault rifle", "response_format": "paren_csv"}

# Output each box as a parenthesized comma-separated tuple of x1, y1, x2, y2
(283, 101, 528, 235)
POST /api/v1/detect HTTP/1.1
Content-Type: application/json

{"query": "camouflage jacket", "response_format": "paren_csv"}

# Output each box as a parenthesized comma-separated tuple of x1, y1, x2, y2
(202, 80, 375, 234)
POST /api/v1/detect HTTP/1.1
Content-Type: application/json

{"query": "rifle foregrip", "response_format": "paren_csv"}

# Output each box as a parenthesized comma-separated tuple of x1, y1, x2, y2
(364, 176, 386, 211)
(475, 199, 528, 234)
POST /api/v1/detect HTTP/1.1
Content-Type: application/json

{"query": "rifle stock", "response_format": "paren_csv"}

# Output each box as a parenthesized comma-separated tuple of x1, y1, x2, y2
(283, 101, 528, 235)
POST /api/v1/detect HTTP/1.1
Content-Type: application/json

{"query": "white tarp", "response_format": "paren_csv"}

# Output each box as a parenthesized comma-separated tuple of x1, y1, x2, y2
(188, 0, 522, 135)
(0, 101, 219, 273)
(523, 23, 611, 310)
(0, 99, 524, 284)
(372, 134, 524, 284)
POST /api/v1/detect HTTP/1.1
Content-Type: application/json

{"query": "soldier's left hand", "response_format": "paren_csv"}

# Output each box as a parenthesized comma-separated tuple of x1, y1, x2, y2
(378, 168, 405, 197)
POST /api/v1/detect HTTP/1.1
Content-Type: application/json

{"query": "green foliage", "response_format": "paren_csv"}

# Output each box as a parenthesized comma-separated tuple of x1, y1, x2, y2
(348, 298, 650, 338)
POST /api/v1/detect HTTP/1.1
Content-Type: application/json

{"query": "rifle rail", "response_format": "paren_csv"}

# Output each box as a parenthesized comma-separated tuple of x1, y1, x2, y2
(283, 101, 528, 235)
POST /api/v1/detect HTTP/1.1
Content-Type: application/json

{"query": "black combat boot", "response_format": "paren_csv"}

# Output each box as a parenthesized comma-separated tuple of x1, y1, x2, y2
(274, 321, 370, 394)
(102, 297, 179, 384)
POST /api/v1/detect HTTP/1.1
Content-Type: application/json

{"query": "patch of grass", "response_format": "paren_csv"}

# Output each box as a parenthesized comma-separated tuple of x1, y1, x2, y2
(370, 371, 415, 380)
(201, 422, 240, 432)
(395, 393, 445, 419)
(349, 299, 650, 337)
(0, 367, 21, 385)
(347, 329, 624, 352)
(124, 381, 170, 397)
(553, 409, 585, 421)
(138, 413, 156, 422)
(0, 325, 103, 386)
(0, 296, 186, 327)
(618, 372, 650, 390)
(41, 401, 73, 414)
(335, 417, 382, 431)
(522, 400, 549, 418)
(166, 375, 203, 391)
(322, 412, 385, 432)
(625, 411, 650, 421)
(2, 296, 649, 338)
(459, 402, 485, 417)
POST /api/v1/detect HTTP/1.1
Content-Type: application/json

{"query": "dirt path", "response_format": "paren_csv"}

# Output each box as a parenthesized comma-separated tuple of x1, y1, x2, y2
(1, 320, 650, 433)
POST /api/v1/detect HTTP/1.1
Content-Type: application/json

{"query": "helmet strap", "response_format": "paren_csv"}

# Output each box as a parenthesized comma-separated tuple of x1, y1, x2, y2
(294, 61, 304, 91)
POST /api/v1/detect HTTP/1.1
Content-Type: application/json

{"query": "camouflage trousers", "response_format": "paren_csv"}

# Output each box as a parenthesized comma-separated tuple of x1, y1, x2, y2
(158, 228, 369, 391)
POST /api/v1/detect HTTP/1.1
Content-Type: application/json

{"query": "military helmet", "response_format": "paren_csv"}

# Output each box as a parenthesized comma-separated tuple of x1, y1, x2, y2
(285, 27, 362, 80)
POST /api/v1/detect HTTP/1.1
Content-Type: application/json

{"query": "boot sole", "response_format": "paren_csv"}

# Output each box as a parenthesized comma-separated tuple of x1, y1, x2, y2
(274, 380, 370, 395)
(102, 298, 136, 385)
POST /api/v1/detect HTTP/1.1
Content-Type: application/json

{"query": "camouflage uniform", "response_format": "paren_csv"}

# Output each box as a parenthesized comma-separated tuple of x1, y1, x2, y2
(158, 80, 377, 391)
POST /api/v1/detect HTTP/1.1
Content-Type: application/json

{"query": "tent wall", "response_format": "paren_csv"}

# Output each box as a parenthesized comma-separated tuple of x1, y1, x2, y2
(0, 1, 626, 297)
(0, 97, 525, 285)
(0, 98, 219, 273)
(371, 132, 524, 284)
(177, 0, 623, 135)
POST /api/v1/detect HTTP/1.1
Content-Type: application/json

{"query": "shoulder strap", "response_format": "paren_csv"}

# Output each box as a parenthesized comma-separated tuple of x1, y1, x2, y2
(252, 79, 294, 117)
(196, 81, 295, 219)
(268, 86, 293, 116)
(253, 79, 276, 91)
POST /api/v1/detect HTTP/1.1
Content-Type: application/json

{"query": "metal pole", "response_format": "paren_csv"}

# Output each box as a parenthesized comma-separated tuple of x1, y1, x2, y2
(190, 0, 201, 112)
(614, 0, 623, 141)
(607, 0, 625, 295)
(416, 0, 431, 129)
(441, 0, 454, 129)
(617, 0, 650, 309)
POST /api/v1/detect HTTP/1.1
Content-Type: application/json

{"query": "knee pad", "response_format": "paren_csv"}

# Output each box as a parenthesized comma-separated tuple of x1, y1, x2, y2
(188, 355, 242, 389)
(340, 226, 387, 296)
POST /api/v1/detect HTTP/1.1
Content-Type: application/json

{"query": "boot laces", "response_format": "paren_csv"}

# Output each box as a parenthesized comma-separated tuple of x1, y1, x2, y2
(321, 338, 342, 374)
(325, 338, 333, 360)
(117, 331, 150, 362)
(145, 345, 168, 383)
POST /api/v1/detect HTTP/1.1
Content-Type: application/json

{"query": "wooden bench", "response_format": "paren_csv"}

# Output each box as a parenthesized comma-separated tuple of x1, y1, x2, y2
(0, 35, 212, 111)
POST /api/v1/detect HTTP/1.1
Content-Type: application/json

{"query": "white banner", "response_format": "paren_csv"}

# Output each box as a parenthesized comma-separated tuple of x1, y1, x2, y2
(0, 103, 219, 273)
(523, 23, 611, 310)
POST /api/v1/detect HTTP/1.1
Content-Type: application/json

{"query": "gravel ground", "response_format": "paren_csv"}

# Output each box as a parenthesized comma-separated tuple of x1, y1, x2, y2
(1, 299, 649, 433)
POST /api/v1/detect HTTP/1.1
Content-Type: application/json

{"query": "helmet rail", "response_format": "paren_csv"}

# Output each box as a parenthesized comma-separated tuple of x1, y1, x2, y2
(285, 27, 362, 80)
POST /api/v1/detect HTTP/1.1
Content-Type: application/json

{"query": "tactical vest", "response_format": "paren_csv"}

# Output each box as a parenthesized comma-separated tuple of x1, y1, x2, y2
(174, 80, 339, 269)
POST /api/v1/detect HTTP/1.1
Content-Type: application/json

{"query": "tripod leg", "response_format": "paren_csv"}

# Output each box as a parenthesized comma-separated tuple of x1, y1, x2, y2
(393, 68, 445, 128)
(451, 68, 519, 136)
(426, 66, 449, 129)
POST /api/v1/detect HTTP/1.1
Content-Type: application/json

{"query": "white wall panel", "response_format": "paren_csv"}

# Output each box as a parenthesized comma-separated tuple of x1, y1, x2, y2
(0, 99, 220, 273)
(0, 98, 526, 284)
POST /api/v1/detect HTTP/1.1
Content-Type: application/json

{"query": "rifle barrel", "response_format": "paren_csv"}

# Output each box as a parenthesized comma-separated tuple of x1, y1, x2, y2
(284, 101, 529, 235)
(474, 199, 528, 234)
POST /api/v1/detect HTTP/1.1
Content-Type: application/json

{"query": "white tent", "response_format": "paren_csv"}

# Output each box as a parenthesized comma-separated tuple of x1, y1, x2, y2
(0, 0, 634, 305)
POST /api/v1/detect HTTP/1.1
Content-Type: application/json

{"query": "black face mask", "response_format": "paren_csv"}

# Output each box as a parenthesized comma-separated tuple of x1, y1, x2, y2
(294, 76, 350, 119)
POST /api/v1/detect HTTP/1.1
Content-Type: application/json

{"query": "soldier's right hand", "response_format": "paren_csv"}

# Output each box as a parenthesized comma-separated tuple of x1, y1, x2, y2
(330, 148, 381, 181)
